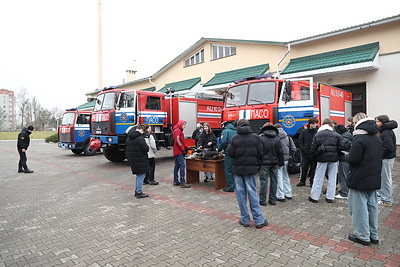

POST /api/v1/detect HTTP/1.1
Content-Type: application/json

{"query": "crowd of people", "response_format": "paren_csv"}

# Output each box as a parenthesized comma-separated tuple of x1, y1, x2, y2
(108, 112, 398, 242)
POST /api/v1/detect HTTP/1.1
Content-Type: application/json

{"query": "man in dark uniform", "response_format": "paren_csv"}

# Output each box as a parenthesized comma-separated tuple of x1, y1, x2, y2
(17, 125, 34, 173)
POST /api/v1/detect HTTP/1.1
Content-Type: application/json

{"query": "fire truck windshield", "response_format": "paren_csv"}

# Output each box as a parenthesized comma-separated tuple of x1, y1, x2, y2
(94, 92, 117, 111)
(226, 81, 276, 107)
(226, 84, 247, 107)
(61, 112, 75, 125)
(247, 81, 276, 105)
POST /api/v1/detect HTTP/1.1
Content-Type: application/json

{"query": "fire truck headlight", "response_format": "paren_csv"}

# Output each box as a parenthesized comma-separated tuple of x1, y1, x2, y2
(107, 137, 113, 143)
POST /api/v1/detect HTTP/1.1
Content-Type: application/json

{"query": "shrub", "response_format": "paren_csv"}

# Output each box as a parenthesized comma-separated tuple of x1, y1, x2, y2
(45, 133, 58, 143)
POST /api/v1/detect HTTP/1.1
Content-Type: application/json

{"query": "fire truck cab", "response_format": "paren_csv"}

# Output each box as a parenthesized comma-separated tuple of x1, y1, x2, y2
(58, 109, 97, 155)
(222, 76, 352, 136)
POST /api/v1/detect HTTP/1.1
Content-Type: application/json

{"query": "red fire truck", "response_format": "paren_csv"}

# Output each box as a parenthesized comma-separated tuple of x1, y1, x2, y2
(89, 87, 223, 162)
(222, 76, 352, 136)
(58, 109, 98, 156)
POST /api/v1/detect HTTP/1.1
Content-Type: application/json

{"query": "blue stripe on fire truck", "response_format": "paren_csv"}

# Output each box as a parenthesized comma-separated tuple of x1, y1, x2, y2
(238, 110, 251, 120)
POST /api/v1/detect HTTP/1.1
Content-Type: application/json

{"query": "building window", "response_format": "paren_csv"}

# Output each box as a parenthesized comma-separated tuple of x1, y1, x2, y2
(212, 44, 236, 60)
(184, 48, 204, 67)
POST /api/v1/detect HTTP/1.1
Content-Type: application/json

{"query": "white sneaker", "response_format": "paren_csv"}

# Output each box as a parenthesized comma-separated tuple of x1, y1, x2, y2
(335, 194, 348, 199)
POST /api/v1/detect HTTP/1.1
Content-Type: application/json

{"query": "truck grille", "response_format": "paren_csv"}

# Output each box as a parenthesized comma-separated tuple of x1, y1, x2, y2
(91, 121, 112, 135)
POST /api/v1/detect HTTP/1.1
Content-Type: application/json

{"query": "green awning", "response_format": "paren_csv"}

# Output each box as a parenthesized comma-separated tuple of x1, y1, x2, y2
(203, 63, 269, 87)
(159, 77, 201, 93)
(76, 100, 95, 110)
(281, 42, 379, 74)
(140, 86, 156, 92)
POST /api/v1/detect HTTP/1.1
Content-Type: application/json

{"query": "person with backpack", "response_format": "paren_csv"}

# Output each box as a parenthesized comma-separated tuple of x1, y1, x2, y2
(275, 123, 296, 201)
(258, 123, 284, 206)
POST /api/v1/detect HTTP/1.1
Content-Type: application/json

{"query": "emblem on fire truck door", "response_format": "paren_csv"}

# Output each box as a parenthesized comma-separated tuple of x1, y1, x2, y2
(78, 130, 85, 137)
(120, 113, 127, 122)
(282, 115, 296, 128)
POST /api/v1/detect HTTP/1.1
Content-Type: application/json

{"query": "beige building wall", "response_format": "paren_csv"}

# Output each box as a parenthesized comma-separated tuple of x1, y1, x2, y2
(118, 41, 287, 91)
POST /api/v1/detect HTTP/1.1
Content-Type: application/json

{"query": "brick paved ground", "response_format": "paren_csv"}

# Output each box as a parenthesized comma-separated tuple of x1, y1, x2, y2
(0, 140, 399, 266)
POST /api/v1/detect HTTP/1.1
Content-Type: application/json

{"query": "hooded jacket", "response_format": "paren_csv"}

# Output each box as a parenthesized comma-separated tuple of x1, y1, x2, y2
(173, 120, 190, 157)
(218, 122, 236, 152)
(277, 127, 296, 161)
(226, 121, 262, 175)
(259, 125, 284, 166)
(378, 120, 397, 159)
(17, 128, 31, 150)
(126, 128, 150, 174)
(299, 126, 318, 158)
(310, 124, 346, 162)
(345, 118, 383, 191)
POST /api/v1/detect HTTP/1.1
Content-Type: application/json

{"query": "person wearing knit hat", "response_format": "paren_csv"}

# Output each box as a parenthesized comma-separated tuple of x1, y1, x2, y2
(17, 126, 35, 173)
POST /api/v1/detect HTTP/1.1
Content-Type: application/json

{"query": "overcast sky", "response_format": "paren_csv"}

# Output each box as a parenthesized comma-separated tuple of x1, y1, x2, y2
(0, 0, 399, 110)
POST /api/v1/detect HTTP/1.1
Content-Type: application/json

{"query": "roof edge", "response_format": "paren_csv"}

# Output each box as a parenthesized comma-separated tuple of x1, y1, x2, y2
(289, 14, 400, 45)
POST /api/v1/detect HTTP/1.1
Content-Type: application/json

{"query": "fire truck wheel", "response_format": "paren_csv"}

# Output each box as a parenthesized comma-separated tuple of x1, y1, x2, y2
(103, 147, 126, 162)
(71, 149, 83, 155)
(83, 143, 97, 156)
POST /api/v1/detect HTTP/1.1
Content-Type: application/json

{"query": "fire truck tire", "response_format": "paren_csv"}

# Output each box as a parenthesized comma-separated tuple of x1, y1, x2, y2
(83, 143, 97, 156)
(103, 147, 126, 162)
(71, 149, 83, 155)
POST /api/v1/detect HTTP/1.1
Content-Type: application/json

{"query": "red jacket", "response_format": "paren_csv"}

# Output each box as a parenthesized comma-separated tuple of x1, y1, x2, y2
(173, 120, 189, 156)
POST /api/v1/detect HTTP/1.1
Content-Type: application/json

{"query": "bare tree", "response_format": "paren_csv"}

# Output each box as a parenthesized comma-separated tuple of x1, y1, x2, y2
(50, 107, 64, 129)
(16, 88, 30, 129)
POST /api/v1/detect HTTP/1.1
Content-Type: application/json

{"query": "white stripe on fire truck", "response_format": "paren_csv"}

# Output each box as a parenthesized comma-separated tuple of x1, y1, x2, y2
(198, 113, 221, 118)
(278, 106, 316, 112)
(116, 112, 135, 116)
(330, 110, 345, 117)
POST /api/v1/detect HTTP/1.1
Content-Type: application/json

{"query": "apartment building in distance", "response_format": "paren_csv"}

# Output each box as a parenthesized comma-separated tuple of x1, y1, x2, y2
(0, 89, 16, 131)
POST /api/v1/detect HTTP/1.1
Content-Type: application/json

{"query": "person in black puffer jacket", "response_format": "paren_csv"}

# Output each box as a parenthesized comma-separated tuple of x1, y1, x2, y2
(334, 124, 352, 199)
(126, 124, 150, 199)
(17, 125, 35, 173)
(226, 119, 268, 229)
(375, 115, 397, 206)
(297, 117, 318, 187)
(345, 113, 383, 246)
(258, 123, 284, 206)
(309, 119, 347, 203)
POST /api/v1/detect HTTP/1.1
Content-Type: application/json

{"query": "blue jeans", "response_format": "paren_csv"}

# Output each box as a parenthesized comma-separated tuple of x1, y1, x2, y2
(276, 161, 292, 199)
(378, 158, 394, 204)
(234, 174, 265, 225)
(135, 173, 146, 193)
(348, 189, 379, 242)
(174, 154, 186, 184)
(259, 165, 279, 203)
(310, 161, 338, 200)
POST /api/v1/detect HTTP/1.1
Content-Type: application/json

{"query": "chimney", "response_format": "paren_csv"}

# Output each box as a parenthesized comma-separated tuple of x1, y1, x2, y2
(125, 70, 137, 82)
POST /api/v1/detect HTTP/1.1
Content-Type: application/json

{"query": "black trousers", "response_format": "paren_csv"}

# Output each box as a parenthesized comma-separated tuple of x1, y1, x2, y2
(18, 148, 28, 169)
(300, 155, 316, 184)
(145, 157, 156, 182)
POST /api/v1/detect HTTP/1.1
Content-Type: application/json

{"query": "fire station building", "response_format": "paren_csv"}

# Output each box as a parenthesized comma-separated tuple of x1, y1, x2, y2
(88, 14, 400, 144)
